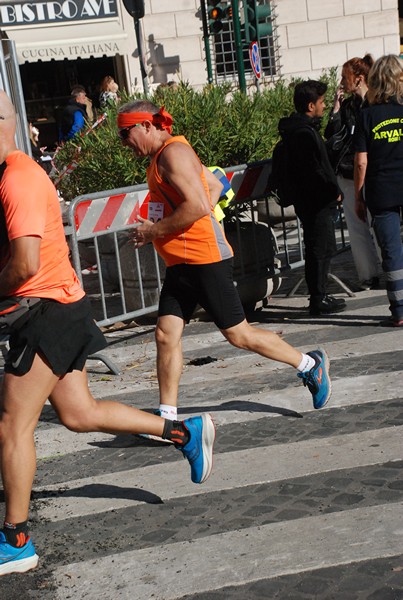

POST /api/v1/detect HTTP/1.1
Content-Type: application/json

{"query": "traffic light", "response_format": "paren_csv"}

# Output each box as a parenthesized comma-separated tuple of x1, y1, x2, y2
(122, 0, 145, 20)
(243, 0, 272, 43)
(207, 1, 232, 35)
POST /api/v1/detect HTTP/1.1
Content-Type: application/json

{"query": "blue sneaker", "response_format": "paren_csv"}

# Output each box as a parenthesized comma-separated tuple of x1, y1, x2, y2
(298, 349, 331, 409)
(179, 414, 215, 484)
(0, 531, 39, 576)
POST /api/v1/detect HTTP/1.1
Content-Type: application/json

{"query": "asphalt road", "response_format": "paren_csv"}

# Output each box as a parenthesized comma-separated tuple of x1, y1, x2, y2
(1, 248, 403, 600)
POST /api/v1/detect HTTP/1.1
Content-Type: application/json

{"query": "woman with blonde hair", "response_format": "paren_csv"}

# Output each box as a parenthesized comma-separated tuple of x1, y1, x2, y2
(99, 75, 119, 109)
(354, 54, 403, 326)
(326, 54, 382, 291)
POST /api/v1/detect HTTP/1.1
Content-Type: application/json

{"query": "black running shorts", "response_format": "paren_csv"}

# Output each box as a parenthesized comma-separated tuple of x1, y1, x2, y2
(5, 296, 107, 376)
(158, 258, 245, 330)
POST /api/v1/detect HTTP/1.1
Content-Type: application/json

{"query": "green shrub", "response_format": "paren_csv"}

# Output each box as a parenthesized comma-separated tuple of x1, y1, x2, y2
(54, 70, 338, 201)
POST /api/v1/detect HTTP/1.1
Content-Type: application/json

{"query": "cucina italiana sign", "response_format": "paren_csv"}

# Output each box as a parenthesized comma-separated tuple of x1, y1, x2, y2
(0, 0, 118, 26)
(19, 40, 122, 60)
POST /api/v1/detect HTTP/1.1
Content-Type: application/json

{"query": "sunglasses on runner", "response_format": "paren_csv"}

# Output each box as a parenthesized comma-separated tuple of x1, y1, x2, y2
(118, 123, 141, 141)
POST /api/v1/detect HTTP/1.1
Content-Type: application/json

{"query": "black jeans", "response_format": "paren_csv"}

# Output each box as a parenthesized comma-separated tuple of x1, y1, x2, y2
(297, 206, 337, 303)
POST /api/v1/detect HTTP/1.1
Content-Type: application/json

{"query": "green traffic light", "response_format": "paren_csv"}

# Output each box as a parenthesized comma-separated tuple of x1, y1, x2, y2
(256, 3, 271, 38)
(243, 0, 272, 42)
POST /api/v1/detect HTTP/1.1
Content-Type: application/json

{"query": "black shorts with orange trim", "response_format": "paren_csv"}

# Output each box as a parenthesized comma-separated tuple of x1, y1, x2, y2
(4, 296, 107, 376)
(158, 258, 245, 330)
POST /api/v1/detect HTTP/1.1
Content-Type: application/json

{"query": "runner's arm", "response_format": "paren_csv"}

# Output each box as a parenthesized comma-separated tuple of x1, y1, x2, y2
(134, 143, 214, 243)
(0, 236, 41, 296)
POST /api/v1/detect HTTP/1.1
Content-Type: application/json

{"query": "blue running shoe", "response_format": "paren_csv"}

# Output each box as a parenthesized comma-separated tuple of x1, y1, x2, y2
(298, 348, 331, 409)
(179, 414, 215, 484)
(0, 531, 38, 576)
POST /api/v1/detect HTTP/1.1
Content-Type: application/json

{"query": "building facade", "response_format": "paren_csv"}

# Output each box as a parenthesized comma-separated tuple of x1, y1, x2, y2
(0, 0, 399, 149)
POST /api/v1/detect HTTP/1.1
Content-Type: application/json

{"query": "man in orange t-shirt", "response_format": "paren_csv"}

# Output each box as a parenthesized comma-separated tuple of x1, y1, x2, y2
(117, 99, 332, 441)
(0, 92, 215, 577)
(0, 150, 84, 303)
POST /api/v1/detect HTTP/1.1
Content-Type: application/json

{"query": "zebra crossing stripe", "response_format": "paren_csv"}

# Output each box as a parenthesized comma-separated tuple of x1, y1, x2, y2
(35, 428, 116, 460)
(34, 425, 403, 522)
(35, 367, 403, 460)
(53, 501, 403, 599)
(98, 326, 403, 368)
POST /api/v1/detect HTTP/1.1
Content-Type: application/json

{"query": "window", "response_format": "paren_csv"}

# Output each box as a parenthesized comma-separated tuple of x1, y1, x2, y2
(208, 1, 280, 83)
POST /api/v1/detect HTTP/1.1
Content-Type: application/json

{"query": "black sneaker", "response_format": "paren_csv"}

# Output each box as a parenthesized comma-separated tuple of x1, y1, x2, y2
(309, 296, 346, 316)
(379, 317, 403, 328)
(323, 295, 346, 307)
(359, 277, 380, 291)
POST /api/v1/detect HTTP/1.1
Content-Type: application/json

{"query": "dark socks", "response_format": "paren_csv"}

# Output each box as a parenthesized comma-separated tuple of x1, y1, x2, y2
(2, 520, 30, 547)
(162, 420, 190, 446)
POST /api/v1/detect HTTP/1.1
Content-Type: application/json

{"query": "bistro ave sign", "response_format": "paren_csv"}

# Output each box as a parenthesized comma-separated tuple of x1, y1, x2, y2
(0, 0, 118, 26)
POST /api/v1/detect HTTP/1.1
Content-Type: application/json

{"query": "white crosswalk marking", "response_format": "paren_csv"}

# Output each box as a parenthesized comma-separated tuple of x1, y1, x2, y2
(36, 368, 402, 458)
(34, 426, 403, 521)
(53, 502, 403, 600)
(2, 282, 403, 599)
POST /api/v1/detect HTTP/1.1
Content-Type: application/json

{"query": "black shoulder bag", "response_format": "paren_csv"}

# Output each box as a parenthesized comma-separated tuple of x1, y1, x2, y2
(0, 297, 43, 333)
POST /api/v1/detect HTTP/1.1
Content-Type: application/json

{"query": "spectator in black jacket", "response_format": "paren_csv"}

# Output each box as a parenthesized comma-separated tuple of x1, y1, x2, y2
(278, 80, 346, 315)
(325, 55, 381, 291)
(59, 86, 88, 142)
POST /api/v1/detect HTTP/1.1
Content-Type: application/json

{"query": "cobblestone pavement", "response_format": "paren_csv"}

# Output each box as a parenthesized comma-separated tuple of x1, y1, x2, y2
(1, 248, 403, 599)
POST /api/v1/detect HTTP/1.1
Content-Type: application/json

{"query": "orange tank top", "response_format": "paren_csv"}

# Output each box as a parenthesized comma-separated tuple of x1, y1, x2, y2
(146, 136, 233, 266)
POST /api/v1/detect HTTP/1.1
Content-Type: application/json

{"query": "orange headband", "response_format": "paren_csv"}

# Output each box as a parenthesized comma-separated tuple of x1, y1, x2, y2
(117, 106, 173, 134)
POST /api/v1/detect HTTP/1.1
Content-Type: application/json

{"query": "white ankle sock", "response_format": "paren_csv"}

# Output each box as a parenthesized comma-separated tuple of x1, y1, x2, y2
(297, 353, 315, 372)
(159, 404, 177, 420)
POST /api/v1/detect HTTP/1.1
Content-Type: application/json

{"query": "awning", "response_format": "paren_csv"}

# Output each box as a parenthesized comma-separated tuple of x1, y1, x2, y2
(14, 33, 128, 63)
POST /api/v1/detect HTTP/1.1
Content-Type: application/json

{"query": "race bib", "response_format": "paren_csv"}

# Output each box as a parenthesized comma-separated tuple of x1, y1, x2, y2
(147, 202, 164, 222)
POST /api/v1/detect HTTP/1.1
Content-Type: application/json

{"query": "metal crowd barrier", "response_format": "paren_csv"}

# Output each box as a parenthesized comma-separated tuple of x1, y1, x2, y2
(66, 159, 352, 330)
(223, 160, 353, 300)
(67, 183, 163, 328)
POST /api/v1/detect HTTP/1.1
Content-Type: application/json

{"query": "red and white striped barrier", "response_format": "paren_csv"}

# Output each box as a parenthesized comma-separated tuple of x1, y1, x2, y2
(81, 112, 107, 137)
(224, 161, 272, 204)
(71, 165, 251, 239)
(53, 155, 81, 187)
(73, 189, 150, 238)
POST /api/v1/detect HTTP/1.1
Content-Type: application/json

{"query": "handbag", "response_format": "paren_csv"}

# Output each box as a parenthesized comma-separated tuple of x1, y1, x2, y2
(0, 296, 43, 332)
(325, 124, 354, 175)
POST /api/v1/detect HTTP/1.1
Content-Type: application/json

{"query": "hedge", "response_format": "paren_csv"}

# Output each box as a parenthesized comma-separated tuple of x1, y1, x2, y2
(53, 69, 338, 201)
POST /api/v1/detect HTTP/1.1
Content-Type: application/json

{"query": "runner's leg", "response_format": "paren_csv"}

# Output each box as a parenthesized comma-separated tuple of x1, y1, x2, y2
(221, 319, 302, 367)
(155, 314, 186, 409)
(0, 353, 59, 524)
(49, 368, 165, 435)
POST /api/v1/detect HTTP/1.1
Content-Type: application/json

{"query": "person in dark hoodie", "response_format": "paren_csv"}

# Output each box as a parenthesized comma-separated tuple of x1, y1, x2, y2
(279, 80, 346, 316)
(59, 86, 88, 142)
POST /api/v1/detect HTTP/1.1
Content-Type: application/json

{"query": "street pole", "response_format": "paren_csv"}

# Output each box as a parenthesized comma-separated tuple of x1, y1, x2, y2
(231, 0, 246, 93)
(133, 16, 149, 95)
(201, 0, 214, 84)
